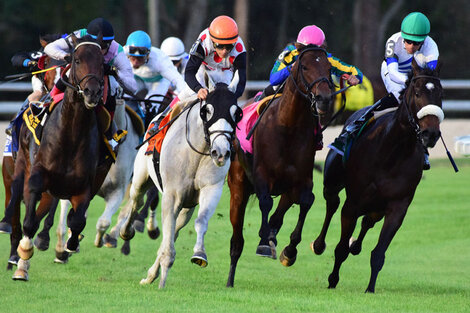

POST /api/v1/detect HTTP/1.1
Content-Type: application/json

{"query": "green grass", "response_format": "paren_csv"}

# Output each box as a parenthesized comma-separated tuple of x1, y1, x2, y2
(0, 159, 469, 313)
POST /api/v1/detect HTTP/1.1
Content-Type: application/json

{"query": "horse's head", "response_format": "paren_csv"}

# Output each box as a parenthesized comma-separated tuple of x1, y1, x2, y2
(402, 59, 443, 148)
(39, 34, 64, 91)
(67, 34, 104, 109)
(200, 83, 242, 167)
(291, 45, 334, 116)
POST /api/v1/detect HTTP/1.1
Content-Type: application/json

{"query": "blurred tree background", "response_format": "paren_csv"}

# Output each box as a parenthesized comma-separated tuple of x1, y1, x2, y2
(1, 0, 469, 97)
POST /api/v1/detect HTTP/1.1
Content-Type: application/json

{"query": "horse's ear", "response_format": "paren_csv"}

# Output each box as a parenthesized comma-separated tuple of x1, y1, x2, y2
(39, 37, 48, 48)
(411, 58, 420, 76)
(434, 58, 442, 76)
(70, 33, 78, 46)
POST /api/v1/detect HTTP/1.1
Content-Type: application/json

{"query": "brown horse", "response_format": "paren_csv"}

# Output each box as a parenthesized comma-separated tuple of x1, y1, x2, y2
(226, 45, 335, 287)
(312, 59, 443, 293)
(1, 35, 63, 269)
(7, 35, 112, 281)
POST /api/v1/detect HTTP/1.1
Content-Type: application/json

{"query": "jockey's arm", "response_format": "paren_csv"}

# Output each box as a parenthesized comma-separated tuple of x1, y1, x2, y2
(269, 44, 298, 86)
(112, 52, 138, 96)
(184, 44, 205, 94)
(11, 51, 43, 69)
(385, 57, 408, 85)
(156, 50, 188, 94)
(328, 53, 363, 85)
(232, 52, 247, 98)
(44, 37, 71, 61)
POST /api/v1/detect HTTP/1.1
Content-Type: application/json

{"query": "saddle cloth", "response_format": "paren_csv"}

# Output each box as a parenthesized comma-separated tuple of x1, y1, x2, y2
(236, 93, 281, 154)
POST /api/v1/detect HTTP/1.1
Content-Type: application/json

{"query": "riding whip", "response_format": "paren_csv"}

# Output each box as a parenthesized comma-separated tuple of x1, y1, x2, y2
(440, 135, 459, 172)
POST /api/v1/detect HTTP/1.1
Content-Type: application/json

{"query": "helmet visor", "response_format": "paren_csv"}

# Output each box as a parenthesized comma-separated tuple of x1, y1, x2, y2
(128, 46, 150, 56)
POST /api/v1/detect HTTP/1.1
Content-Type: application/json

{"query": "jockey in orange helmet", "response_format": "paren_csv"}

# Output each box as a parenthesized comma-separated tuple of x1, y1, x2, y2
(176, 15, 247, 103)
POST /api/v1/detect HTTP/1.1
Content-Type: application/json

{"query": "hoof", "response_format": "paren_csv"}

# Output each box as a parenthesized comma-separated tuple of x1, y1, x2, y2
(54, 250, 69, 264)
(65, 238, 80, 254)
(17, 244, 34, 260)
(12, 269, 28, 281)
(103, 234, 117, 248)
(8, 254, 19, 266)
(191, 252, 208, 268)
(279, 248, 297, 267)
(120, 227, 135, 241)
(0, 222, 12, 234)
(256, 244, 276, 259)
(133, 219, 145, 233)
(311, 239, 326, 255)
(121, 241, 130, 255)
(148, 227, 160, 240)
(34, 235, 50, 251)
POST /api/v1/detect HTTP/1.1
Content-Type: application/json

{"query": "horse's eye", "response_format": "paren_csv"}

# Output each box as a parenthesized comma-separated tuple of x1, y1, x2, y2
(75, 59, 80, 65)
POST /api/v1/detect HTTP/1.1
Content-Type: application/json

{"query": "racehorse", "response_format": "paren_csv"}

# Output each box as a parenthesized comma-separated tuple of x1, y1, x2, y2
(226, 45, 335, 287)
(53, 99, 142, 263)
(0, 35, 63, 269)
(120, 82, 242, 288)
(10, 35, 112, 281)
(311, 59, 443, 293)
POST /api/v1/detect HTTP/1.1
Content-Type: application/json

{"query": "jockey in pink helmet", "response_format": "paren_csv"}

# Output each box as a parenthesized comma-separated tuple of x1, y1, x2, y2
(256, 25, 362, 101)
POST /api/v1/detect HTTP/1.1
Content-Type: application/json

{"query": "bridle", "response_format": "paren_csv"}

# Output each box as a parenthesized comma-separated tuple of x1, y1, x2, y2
(289, 46, 334, 114)
(401, 74, 443, 140)
(186, 97, 242, 156)
(60, 41, 104, 98)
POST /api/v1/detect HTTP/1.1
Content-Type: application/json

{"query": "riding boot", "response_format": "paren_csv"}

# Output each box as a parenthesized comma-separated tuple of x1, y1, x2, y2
(330, 93, 398, 153)
(255, 84, 276, 102)
(423, 148, 431, 170)
(105, 120, 127, 155)
(5, 99, 30, 136)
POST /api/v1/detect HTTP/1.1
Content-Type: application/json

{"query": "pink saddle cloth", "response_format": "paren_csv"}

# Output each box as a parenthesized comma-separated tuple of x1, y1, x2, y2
(236, 94, 262, 154)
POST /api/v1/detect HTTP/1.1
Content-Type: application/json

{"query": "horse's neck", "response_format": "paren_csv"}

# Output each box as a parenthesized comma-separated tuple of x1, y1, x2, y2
(61, 92, 95, 131)
(278, 85, 311, 126)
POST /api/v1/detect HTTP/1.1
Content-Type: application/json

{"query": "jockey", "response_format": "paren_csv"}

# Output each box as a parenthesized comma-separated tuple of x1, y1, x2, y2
(257, 25, 362, 101)
(177, 15, 247, 103)
(5, 33, 67, 136)
(333, 12, 438, 169)
(44, 17, 138, 149)
(124, 30, 187, 116)
(160, 36, 189, 76)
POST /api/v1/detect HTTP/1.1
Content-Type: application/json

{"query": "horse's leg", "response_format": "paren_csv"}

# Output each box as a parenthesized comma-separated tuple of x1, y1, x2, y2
(95, 188, 126, 248)
(255, 182, 274, 258)
(34, 196, 59, 251)
(141, 193, 179, 288)
(0, 170, 24, 234)
(133, 185, 157, 232)
(226, 160, 252, 287)
(8, 201, 21, 270)
(328, 200, 358, 289)
(312, 151, 345, 255)
(174, 207, 195, 240)
(350, 213, 384, 256)
(54, 200, 70, 263)
(66, 194, 91, 253)
(266, 194, 295, 259)
(279, 188, 314, 267)
(146, 187, 160, 239)
(191, 182, 224, 267)
(366, 201, 408, 293)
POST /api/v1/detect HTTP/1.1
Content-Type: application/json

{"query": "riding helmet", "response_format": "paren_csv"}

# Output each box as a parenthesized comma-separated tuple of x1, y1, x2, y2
(87, 18, 115, 42)
(209, 15, 238, 44)
(296, 25, 325, 46)
(126, 30, 152, 57)
(401, 12, 430, 42)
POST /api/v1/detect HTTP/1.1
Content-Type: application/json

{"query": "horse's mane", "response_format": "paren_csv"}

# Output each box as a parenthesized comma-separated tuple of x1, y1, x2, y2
(399, 62, 440, 100)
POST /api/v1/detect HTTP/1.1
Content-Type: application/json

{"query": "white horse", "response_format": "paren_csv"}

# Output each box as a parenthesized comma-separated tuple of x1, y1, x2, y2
(54, 99, 143, 263)
(120, 83, 242, 288)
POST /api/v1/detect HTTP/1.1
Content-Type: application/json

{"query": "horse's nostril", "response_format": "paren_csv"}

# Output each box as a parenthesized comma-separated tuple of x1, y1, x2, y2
(225, 151, 230, 159)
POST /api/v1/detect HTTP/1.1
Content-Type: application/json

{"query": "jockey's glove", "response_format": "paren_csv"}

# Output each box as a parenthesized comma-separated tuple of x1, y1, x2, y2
(104, 64, 117, 76)
(64, 54, 72, 63)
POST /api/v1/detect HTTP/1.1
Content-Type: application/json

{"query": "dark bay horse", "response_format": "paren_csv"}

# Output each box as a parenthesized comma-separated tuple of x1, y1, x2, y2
(312, 59, 443, 293)
(10, 35, 112, 280)
(0, 36, 63, 269)
(226, 45, 335, 287)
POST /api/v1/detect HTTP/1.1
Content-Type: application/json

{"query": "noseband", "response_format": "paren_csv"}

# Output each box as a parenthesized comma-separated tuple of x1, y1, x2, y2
(60, 41, 104, 97)
(289, 46, 334, 113)
(186, 100, 240, 156)
(402, 74, 443, 139)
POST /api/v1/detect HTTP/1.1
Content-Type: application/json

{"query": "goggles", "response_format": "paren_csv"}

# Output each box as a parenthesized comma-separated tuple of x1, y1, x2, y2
(128, 46, 150, 56)
(213, 42, 235, 51)
(404, 39, 423, 46)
